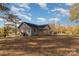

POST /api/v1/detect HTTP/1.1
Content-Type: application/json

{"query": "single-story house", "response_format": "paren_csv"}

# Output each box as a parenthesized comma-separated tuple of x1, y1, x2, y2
(18, 22, 51, 36)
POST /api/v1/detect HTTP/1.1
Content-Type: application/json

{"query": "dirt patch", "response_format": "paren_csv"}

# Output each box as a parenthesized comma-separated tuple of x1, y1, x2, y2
(0, 35, 79, 56)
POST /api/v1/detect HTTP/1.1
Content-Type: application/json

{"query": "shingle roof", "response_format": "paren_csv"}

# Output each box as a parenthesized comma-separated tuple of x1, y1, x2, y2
(18, 22, 48, 29)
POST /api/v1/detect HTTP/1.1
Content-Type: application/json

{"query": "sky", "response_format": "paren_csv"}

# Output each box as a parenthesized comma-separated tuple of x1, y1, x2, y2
(0, 3, 79, 27)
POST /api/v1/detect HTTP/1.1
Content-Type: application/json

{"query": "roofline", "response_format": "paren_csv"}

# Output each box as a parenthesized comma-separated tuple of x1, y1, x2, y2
(18, 22, 48, 28)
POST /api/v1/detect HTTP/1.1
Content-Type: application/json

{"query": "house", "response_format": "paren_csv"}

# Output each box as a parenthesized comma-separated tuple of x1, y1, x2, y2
(18, 22, 51, 36)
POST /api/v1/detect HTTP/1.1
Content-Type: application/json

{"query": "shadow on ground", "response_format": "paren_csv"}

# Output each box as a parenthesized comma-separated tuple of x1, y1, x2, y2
(0, 35, 79, 56)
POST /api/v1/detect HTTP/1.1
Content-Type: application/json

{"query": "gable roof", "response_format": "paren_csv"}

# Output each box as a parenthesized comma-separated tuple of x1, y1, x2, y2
(18, 22, 48, 29)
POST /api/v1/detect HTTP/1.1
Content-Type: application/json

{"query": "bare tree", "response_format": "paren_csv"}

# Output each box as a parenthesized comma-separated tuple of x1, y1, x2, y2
(0, 3, 10, 37)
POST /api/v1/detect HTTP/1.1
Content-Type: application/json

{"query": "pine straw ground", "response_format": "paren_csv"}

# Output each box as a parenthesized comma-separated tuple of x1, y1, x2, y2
(0, 35, 79, 56)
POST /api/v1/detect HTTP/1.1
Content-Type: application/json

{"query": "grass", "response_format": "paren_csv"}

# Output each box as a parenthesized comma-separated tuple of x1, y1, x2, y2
(0, 35, 79, 56)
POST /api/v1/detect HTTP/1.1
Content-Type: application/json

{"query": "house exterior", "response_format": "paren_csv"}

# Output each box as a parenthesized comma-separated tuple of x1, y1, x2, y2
(18, 22, 51, 36)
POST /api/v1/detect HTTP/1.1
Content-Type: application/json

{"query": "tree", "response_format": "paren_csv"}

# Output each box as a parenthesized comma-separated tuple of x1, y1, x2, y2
(8, 14, 21, 35)
(4, 25, 11, 37)
(0, 4, 10, 37)
(0, 4, 21, 37)
(70, 3, 79, 21)
(0, 4, 9, 11)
